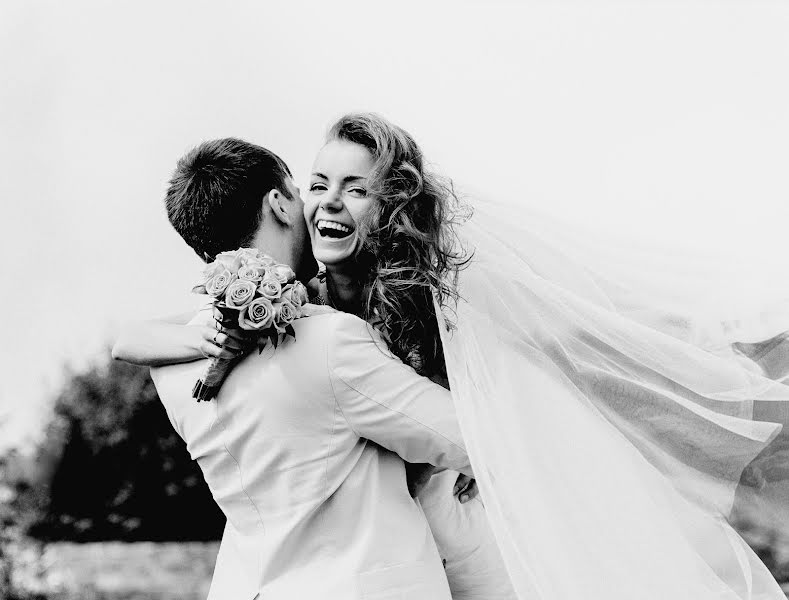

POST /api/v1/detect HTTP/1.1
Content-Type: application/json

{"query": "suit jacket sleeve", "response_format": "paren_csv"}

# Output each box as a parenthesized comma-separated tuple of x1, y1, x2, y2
(326, 313, 473, 477)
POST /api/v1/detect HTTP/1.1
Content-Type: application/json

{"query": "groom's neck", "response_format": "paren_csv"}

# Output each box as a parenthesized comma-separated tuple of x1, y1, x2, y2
(251, 226, 296, 274)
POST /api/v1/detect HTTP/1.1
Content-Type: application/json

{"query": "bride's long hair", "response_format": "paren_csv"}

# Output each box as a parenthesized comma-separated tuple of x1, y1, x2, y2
(327, 113, 470, 376)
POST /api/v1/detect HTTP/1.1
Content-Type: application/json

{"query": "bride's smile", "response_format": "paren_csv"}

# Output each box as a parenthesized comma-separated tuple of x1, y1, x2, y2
(315, 219, 354, 238)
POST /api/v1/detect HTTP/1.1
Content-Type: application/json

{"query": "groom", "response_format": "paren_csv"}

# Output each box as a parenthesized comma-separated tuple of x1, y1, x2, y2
(151, 138, 473, 600)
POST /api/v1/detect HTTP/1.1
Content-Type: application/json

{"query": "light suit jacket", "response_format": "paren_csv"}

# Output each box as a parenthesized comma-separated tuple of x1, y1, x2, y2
(151, 309, 472, 600)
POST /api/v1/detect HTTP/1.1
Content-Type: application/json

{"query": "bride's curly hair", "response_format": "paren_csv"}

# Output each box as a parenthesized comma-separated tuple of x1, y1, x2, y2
(327, 113, 471, 376)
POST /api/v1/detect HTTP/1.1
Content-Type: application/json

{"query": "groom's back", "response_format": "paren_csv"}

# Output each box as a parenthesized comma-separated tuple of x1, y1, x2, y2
(152, 312, 450, 600)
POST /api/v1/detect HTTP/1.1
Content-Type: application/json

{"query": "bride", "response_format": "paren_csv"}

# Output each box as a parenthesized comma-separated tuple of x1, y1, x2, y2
(115, 112, 789, 599)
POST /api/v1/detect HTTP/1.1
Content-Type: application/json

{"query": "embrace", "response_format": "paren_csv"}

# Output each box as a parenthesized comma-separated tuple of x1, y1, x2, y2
(114, 113, 789, 600)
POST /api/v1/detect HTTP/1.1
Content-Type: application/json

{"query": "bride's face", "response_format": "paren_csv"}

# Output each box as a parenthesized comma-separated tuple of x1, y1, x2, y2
(304, 140, 376, 267)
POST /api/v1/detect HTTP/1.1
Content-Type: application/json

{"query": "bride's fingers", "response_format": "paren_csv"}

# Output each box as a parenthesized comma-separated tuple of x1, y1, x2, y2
(213, 306, 238, 327)
(201, 329, 246, 353)
(458, 479, 479, 503)
(453, 473, 472, 495)
(199, 340, 240, 361)
(215, 333, 246, 352)
(211, 313, 255, 345)
(453, 473, 479, 503)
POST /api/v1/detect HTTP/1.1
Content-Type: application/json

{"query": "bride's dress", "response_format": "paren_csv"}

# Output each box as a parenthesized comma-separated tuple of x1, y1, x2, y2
(438, 198, 789, 599)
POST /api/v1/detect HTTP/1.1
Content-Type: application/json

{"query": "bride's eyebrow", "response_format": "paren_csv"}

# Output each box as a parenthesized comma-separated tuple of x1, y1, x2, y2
(310, 172, 366, 184)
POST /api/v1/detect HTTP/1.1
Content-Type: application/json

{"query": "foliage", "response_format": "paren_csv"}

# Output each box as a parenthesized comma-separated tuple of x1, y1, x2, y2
(23, 356, 223, 542)
(1, 456, 49, 599)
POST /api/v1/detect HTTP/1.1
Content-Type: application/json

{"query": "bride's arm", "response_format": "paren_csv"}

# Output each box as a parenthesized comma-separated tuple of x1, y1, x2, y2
(111, 310, 247, 367)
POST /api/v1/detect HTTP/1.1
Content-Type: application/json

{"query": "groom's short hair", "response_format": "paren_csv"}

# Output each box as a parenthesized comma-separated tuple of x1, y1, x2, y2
(165, 138, 292, 261)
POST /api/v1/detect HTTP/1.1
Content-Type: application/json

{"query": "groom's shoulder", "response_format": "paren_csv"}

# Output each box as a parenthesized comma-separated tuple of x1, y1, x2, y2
(295, 308, 388, 359)
(295, 307, 370, 341)
(309, 311, 396, 372)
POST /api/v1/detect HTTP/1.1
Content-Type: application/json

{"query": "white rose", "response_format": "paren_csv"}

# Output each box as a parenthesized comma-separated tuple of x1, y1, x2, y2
(258, 276, 282, 301)
(237, 260, 267, 282)
(236, 248, 261, 265)
(271, 264, 296, 285)
(201, 261, 225, 283)
(215, 250, 244, 273)
(290, 281, 310, 306)
(274, 300, 299, 332)
(238, 297, 275, 331)
(205, 268, 235, 297)
(224, 279, 258, 309)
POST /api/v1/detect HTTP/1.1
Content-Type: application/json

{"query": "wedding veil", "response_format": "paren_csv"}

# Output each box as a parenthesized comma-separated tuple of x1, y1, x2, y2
(438, 197, 789, 599)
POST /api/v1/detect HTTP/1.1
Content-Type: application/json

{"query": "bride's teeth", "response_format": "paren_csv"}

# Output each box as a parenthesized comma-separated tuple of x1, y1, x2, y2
(317, 220, 352, 234)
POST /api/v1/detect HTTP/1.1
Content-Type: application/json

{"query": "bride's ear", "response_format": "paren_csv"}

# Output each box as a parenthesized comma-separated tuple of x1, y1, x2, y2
(266, 189, 292, 226)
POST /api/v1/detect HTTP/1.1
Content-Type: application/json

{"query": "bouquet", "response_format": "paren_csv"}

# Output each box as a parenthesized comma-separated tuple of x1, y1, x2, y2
(190, 248, 310, 402)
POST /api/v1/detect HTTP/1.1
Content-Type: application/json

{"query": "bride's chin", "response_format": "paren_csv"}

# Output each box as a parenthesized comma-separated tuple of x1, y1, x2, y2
(312, 237, 360, 270)
(312, 244, 349, 267)
(315, 253, 354, 270)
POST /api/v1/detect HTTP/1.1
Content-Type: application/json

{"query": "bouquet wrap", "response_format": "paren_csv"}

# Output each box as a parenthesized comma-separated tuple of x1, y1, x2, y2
(192, 305, 245, 402)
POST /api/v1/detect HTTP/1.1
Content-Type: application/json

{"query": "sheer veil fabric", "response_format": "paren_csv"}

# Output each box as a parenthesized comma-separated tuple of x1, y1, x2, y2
(437, 198, 789, 599)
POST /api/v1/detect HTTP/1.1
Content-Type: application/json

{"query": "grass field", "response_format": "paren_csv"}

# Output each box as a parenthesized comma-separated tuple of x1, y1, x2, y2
(9, 537, 789, 599)
(30, 542, 219, 600)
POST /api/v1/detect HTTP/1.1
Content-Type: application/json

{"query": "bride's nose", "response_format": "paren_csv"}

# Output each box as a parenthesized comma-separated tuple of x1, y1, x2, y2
(318, 188, 343, 211)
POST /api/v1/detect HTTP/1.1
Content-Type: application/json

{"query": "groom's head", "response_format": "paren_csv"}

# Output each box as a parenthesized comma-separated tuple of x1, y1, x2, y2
(165, 138, 318, 281)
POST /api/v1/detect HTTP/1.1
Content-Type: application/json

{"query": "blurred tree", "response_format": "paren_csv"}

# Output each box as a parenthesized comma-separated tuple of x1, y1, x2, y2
(1, 453, 48, 600)
(25, 356, 223, 542)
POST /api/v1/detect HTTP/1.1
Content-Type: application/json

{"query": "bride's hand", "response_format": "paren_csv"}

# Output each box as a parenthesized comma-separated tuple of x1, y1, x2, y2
(453, 473, 479, 504)
(198, 308, 257, 360)
(197, 323, 250, 360)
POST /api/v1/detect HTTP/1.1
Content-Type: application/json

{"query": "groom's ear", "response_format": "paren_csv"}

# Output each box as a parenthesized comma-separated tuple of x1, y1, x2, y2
(266, 189, 292, 227)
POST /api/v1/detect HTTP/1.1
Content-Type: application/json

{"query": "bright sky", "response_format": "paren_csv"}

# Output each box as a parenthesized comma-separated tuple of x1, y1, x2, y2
(1, 1, 788, 452)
